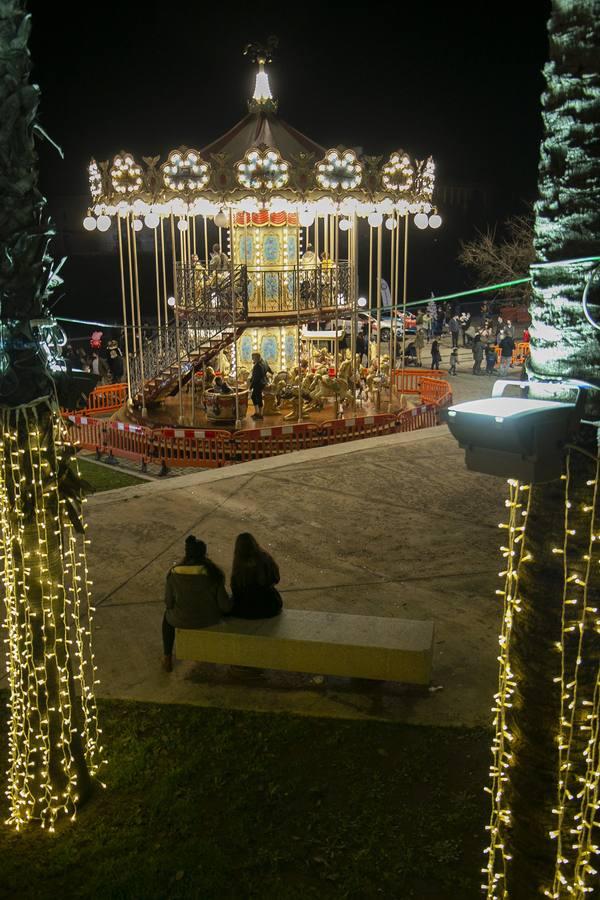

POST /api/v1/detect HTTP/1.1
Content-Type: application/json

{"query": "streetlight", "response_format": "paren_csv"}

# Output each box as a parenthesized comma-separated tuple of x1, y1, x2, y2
(168, 296, 184, 424)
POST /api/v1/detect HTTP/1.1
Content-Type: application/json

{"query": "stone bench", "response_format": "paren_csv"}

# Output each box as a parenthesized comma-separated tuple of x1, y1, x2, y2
(176, 609, 434, 685)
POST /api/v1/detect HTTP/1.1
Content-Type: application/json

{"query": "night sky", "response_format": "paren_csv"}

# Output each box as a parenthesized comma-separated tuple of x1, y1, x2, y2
(28, 1, 552, 328)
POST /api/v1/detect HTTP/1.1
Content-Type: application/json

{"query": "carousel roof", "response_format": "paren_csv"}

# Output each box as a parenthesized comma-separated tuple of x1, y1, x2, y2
(84, 55, 440, 223)
(201, 109, 325, 162)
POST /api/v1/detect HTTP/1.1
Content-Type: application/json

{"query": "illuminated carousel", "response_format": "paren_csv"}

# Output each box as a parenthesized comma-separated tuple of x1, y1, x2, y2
(82, 41, 442, 428)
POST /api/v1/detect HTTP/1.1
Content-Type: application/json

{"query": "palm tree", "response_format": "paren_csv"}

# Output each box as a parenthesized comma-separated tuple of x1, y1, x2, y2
(484, 1, 600, 895)
(0, 0, 103, 830)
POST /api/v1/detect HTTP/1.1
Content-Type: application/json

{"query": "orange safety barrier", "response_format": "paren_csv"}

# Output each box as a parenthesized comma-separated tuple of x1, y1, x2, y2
(81, 383, 128, 415)
(392, 368, 448, 394)
(155, 427, 233, 468)
(494, 342, 530, 369)
(420, 377, 453, 407)
(397, 404, 440, 432)
(64, 415, 107, 451)
(233, 423, 322, 460)
(319, 414, 398, 444)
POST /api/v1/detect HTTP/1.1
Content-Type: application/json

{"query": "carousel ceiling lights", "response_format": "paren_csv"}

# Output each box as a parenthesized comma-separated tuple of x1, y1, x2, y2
(316, 149, 362, 191)
(381, 150, 414, 193)
(236, 148, 290, 190)
(88, 159, 102, 200)
(110, 153, 143, 195)
(162, 148, 210, 193)
(414, 157, 435, 201)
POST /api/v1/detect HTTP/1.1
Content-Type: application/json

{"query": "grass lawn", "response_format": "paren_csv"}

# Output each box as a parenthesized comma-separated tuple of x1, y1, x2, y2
(0, 699, 491, 899)
(76, 457, 146, 492)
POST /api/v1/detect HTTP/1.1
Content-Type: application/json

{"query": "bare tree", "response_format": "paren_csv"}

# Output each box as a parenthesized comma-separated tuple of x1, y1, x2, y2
(459, 214, 534, 306)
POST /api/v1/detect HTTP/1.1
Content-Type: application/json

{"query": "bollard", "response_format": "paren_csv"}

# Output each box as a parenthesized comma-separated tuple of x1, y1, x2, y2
(158, 458, 169, 477)
(140, 456, 148, 473)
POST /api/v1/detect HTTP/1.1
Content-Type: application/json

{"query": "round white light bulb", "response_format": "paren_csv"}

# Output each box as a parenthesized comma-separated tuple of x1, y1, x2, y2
(414, 213, 429, 230)
(96, 215, 111, 232)
(133, 218, 143, 232)
(429, 213, 442, 229)
(144, 212, 160, 229)
(83, 216, 97, 231)
(214, 209, 229, 228)
(177, 218, 188, 231)
(167, 296, 176, 308)
(357, 296, 368, 308)
(367, 212, 383, 228)
(385, 217, 397, 230)
(339, 218, 351, 231)
(299, 209, 315, 227)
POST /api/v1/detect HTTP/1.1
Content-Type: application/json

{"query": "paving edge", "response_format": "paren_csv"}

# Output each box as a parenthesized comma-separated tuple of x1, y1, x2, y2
(87, 425, 452, 507)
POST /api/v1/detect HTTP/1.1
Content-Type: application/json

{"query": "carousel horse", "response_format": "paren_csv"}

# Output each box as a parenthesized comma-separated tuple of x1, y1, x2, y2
(307, 373, 351, 411)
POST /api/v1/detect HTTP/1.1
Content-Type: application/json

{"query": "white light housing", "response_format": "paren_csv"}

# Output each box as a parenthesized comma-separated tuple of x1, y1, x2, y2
(214, 209, 229, 228)
(385, 217, 397, 230)
(167, 296, 176, 307)
(96, 215, 111, 232)
(357, 296, 368, 308)
(414, 213, 429, 230)
(367, 212, 383, 228)
(299, 207, 315, 227)
(133, 218, 143, 232)
(177, 218, 188, 231)
(429, 213, 442, 229)
(83, 216, 97, 231)
(339, 218, 351, 231)
(144, 212, 160, 229)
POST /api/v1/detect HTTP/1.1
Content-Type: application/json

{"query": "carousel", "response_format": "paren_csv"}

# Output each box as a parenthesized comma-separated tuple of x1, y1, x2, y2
(82, 40, 442, 428)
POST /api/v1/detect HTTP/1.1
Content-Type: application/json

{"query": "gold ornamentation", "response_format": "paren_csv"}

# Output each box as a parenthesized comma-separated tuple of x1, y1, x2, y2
(316, 149, 362, 191)
(236, 147, 290, 190)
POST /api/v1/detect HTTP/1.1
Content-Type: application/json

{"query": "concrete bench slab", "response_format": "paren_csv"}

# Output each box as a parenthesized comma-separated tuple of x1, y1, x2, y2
(177, 609, 434, 685)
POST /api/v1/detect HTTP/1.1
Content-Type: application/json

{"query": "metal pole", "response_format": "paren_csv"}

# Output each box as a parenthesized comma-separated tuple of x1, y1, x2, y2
(296, 215, 302, 423)
(154, 226, 162, 353)
(351, 211, 358, 412)
(400, 213, 409, 390)
(376, 222, 382, 367)
(131, 218, 147, 418)
(389, 212, 396, 410)
(368, 224, 373, 361)
(160, 217, 169, 343)
(229, 208, 241, 429)
(170, 214, 184, 424)
(116, 215, 131, 400)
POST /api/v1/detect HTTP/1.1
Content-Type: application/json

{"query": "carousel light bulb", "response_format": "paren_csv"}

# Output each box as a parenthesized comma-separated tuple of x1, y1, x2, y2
(429, 213, 442, 229)
(414, 213, 429, 229)
(357, 296, 368, 308)
(214, 209, 229, 228)
(299, 208, 315, 227)
(96, 215, 111, 232)
(132, 219, 143, 232)
(339, 218, 351, 231)
(167, 296, 176, 308)
(83, 216, 97, 232)
(385, 217, 397, 230)
(144, 212, 160, 229)
(367, 212, 383, 228)
(177, 218, 188, 231)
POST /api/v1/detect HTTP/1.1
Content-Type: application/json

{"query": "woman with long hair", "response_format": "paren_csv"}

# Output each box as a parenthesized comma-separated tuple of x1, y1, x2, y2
(162, 535, 231, 672)
(230, 532, 282, 619)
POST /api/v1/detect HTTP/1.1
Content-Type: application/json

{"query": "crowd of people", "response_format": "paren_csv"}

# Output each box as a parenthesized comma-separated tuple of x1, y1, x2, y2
(162, 532, 282, 672)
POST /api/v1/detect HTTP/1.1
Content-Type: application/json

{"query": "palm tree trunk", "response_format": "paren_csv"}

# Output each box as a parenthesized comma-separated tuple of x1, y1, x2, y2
(0, 1, 103, 829)
(485, 1, 600, 896)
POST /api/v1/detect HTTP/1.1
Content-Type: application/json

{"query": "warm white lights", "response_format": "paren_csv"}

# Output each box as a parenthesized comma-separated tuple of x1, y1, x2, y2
(96, 215, 111, 232)
(253, 67, 273, 102)
(144, 212, 160, 229)
(385, 217, 397, 230)
(88, 159, 102, 200)
(367, 211, 383, 228)
(132, 219, 143, 232)
(83, 216, 97, 231)
(110, 152, 143, 195)
(339, 218, 352, 231)
(162, 148, 210, 193)
(429, 213, 442, 229)
(214, 209, 229, 228)
(236, 148, 290, 190)
(316, 149, 362, 191)
(381, 149, 414, 193)
(414, 213, 429, 229)
(177, 218, 188, 232)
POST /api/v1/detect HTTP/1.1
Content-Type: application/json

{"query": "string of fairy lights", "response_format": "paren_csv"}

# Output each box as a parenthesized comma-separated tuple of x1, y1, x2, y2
(0, 399, 105, 831)
(483, 478, 532, 897)
(484, 446, 600, 898)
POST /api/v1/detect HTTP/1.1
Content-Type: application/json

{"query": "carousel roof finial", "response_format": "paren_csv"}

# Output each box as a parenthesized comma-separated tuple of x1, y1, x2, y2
(244, 36, 279, 114)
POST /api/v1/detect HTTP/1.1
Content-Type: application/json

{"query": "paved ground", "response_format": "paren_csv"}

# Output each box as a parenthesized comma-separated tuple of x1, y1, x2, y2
(83, 405, 508, 727)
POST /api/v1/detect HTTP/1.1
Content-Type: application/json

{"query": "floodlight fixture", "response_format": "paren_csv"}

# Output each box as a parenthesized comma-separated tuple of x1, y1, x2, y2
(442, 380, 585, 483)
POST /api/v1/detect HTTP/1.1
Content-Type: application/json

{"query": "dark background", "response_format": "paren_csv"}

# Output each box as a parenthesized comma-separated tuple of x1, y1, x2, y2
(29, 1, 552, 333)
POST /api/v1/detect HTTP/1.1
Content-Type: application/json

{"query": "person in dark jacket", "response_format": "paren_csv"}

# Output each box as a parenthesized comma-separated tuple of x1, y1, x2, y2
(499, 334, 515, 373)
(229, 532, 282, 619)
(472, 334, 485, 374)
(430, 340, 442, 370)
(250, 352, 267, 419)
(162, 535, 232, 672)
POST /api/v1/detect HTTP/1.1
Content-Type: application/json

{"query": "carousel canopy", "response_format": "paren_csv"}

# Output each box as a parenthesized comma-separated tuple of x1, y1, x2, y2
(84, 53, 439, 227)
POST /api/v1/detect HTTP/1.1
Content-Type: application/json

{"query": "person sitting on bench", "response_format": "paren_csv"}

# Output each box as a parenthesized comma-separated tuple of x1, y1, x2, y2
(229, 532, 282, 619)
(162, 535, 232, 672)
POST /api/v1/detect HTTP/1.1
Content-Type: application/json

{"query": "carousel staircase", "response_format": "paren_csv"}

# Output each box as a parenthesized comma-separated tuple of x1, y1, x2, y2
(130, 265, 249, 406)
(137, 324, 246, 404)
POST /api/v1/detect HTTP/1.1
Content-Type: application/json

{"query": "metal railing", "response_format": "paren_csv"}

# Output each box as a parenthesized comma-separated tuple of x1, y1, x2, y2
(176, 261, 351, 317)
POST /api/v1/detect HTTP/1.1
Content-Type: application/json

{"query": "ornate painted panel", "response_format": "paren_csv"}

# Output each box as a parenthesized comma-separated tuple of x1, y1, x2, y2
(263, 234, 281, 265)
(261, 334, 279, 366)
